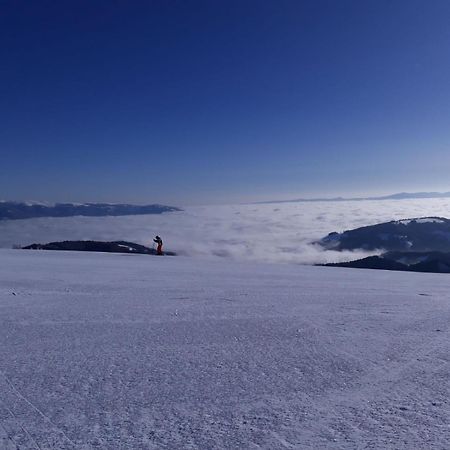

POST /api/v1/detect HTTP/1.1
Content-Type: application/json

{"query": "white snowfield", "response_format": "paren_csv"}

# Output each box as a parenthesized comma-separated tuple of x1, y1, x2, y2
(0, 250, 449, 449)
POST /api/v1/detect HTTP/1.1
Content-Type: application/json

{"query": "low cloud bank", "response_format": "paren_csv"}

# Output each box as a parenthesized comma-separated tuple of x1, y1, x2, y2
(1, 198, 449, 264)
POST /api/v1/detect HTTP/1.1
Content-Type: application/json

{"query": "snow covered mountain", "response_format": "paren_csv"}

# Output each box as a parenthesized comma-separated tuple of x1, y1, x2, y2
(318, 217, 450, 252)
(0, 201, 181, 220)
(1, 249, 449, 448)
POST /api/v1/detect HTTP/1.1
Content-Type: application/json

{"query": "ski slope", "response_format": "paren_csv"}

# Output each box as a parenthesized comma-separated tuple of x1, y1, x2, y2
(0, 249, 449, 449)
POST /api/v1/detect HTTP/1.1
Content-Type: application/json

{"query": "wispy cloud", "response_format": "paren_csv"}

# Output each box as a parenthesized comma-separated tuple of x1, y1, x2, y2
(1, 198, 450, 264)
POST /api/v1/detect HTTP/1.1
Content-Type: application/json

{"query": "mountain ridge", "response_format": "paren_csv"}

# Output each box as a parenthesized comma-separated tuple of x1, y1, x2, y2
(23, 240, 176, 256)
(317, 216, 450, 253)
(255, 191, 450, 204)
(321, 251, 450, 274)
(0, 201, 181, 220)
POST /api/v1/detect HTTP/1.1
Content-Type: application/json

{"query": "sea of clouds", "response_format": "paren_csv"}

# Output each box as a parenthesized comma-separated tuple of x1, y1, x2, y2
(1, 198, 450, 264)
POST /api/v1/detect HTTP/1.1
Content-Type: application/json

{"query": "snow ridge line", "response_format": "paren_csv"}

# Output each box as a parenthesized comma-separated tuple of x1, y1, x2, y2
(0, 370, 76, 448)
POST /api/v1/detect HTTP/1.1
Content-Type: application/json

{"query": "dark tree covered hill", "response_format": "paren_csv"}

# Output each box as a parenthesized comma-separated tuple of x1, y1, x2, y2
(321, 251, 450, 274)
(23, 240, 176, 256)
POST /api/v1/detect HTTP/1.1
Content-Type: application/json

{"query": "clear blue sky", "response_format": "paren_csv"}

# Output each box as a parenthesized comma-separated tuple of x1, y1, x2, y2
(1, 1, 450, 205)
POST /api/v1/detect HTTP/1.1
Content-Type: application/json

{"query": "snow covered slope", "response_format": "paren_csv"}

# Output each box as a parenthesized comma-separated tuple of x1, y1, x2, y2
(0, 249, 449, 449)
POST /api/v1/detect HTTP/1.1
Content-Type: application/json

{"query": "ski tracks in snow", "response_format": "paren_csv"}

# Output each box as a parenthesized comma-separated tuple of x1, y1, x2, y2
(298, 309, 450, 448)
(0, 370, 76, 449)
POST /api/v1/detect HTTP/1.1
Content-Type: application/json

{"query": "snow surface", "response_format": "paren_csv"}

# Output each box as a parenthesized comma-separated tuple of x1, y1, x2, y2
(1, 249, 450, 449)
(414, 218, 445, 224)
(395, 218, 446, 225)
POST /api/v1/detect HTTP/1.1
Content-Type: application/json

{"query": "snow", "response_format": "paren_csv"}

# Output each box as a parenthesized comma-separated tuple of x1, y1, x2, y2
(1, 249, 449, 449)
(414, 218, 445, 224)
(395, 218, 446, 225)
(117, 244, 134, 251)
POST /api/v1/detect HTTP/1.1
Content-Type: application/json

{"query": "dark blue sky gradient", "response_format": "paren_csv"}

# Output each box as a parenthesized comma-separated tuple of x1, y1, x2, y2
(1, 1, 450, 204)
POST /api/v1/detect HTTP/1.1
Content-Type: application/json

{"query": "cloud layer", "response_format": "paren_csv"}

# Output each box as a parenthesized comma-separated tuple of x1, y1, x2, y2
(1, 198, 450, 264)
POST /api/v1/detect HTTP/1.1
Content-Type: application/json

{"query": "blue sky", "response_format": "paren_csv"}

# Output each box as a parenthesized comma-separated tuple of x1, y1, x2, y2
(1, 0, 450, 205)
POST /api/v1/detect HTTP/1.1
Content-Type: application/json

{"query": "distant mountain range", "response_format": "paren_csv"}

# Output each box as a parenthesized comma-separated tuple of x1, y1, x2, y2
(257, 191, 450, 204)
(0, 201, 181, 220)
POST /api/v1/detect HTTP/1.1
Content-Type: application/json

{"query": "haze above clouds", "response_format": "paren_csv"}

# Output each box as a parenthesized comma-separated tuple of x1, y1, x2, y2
(2, 198, 449, 265)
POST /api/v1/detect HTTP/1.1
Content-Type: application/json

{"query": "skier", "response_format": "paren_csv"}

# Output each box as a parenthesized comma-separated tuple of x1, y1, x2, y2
(153, 235, 163, 255)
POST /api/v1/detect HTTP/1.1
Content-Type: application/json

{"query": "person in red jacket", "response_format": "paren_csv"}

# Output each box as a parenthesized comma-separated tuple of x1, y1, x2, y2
(153, 235, 163, 255)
